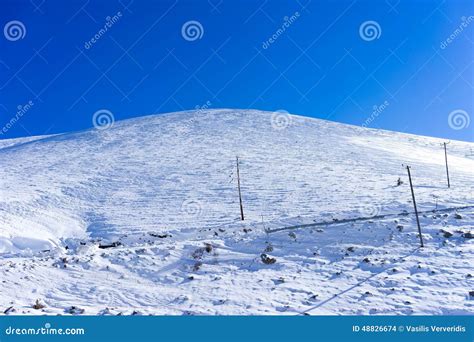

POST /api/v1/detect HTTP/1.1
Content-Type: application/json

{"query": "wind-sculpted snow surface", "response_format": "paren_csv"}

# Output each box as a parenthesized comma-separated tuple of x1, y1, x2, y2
(0, 109, 473, 315)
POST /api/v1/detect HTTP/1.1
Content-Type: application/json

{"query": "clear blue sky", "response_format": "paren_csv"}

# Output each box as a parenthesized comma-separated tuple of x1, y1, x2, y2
(0, 0, 473, 141)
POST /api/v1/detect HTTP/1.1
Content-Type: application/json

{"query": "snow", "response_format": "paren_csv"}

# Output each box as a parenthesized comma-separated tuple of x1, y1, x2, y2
(0, 109, 473, 315)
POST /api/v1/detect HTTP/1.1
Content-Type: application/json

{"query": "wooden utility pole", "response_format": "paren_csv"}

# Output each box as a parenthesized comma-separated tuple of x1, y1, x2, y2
(443, 142, 450, 188)
(406, 165, 424, 247)
(236, 156, 244, 220)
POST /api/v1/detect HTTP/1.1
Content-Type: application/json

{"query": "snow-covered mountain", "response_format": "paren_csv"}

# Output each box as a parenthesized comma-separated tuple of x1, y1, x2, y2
(0, 109, 473, 315)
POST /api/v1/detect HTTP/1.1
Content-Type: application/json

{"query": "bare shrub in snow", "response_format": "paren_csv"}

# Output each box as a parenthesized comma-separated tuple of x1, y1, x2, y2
(193, 261, 203, 271)
(260, 253, 276, 265)
(32, 299, 46, 310)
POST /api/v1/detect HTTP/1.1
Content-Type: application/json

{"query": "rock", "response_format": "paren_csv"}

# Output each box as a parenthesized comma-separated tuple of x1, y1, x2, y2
(65, 306, 85, 315)
(272, 277, 285, 285)
(397, 225, 404, 232)
(463, 232, 474, 239)
(98, 308, 112, 315)
(276, 305, 290, 312)
(469, 291, 474, 298)
(440, 230, 453, 238)
(454, 213, 463, 219)
(204, 243, 213, 253)
(264, 244, 274, 253)
(98, 241, 122, 249)
(148, 233, 171, 238)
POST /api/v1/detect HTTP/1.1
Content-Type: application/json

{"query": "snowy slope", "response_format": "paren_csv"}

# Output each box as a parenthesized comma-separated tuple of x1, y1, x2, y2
(0, 109, 473, 315)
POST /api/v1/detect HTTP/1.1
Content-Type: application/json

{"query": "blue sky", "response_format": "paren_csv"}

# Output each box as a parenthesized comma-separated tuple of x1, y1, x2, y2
(0, 0, 473, 141)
